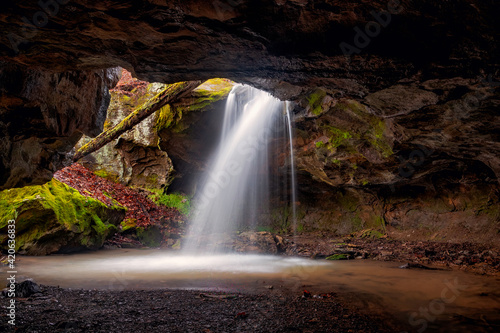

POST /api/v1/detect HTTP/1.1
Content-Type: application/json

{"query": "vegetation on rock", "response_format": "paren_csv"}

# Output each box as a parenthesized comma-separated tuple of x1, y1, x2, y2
(306, 89, 328, 116)
(54, 164, 183, 230)
(148, 190, 191, 216)
(326, 254, 350, 260)
(158, 78, 235, 134)
(0, 179, 126, 255)
(73, 80, 200, 162)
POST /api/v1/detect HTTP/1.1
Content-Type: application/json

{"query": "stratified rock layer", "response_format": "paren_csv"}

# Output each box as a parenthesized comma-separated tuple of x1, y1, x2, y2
(0, 63, 120, 190)
(0, 1, 498, 246)
(0, 1, 498, 95)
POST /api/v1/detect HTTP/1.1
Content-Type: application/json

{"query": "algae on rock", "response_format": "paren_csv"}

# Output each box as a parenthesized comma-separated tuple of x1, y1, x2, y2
(0, 179, 126, 255)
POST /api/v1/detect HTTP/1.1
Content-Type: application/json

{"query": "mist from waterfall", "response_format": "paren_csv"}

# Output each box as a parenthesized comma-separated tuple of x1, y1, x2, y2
(183, 84, 296, 253)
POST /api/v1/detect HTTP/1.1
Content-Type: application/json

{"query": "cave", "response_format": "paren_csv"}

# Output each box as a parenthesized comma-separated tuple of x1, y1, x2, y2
(0, 1, 499, 332)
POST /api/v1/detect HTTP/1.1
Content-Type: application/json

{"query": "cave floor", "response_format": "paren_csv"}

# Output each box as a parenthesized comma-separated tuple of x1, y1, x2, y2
(2, 249, 500, 332)
(1, 285, 398, 333)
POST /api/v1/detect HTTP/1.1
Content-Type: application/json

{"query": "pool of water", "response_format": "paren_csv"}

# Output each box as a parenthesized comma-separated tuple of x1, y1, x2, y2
(3, 249, 500, 332)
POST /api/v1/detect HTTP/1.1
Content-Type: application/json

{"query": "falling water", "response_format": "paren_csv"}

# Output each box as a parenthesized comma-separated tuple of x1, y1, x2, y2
(184, 84, 296, 253)
(285, 102, 297, 233)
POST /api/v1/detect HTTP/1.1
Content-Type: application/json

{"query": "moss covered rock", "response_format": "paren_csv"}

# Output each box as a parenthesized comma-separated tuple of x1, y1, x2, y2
(296, 97, 395, 189)
(76, 76, 234, 191)
(76, 81, 174, 190)
(326, 254, 349, 260)
(0, 179, 126, 255)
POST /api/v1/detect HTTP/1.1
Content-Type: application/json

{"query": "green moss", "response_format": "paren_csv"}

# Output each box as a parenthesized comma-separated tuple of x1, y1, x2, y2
(155, 79, 234, 134)
(94, 169, 120, 183)
(337, 192, 359, 213)
(0, 179, 125, 252)
(315, 141, 325, 148)
(154, 104, 175, 132)
(269, 204, 296, 234)
(335, 100, 367, 115)
(149, 191, 191, 216)
(360, 229, 385, 239)
(120, 218, 137, 233)
(368, 137, 394, 158)
(307, 89, 327, 116)
(172, 239, 181, 249)
(103, 119, 113, 131)
(374, 216, 386, 233)
(136, 226, 162, 247)
(184, 79, 233, 112)
(325, 126, 353, 149)
(147, 174, 158, 184)
(351, 216, 363, 229)
(327, 100, 393, 158)
(326, 254, 349, 260)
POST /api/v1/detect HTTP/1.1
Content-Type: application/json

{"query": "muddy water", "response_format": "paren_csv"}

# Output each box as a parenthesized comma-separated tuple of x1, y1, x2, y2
(3, 249, 499, 332)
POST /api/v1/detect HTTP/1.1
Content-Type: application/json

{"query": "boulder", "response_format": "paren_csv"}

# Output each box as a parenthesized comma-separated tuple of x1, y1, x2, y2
(77, 75, 234, 191)
(0, 179, 126, 255)
(76, 79, 174, 189)
(233, 231, 281, 254)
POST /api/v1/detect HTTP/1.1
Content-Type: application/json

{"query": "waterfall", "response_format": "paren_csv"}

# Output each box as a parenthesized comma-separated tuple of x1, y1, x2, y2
(285, 102, 297, 233)
(184, 84, 296, 253)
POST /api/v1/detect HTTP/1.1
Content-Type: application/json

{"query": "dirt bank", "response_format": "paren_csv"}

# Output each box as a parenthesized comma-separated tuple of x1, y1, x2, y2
(286, 233, 500, 276)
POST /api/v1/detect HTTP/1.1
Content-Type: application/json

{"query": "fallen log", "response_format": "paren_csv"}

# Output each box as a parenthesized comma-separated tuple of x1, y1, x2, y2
(73, 80, 201, 162)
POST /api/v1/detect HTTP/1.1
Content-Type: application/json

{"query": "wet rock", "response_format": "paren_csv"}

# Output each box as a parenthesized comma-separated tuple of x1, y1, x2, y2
(398, 263, 437, 270)
(0, 1, 497, 97)
(2, 280, 41, 298)
(16, 280, 41, 298)
(273, 235, 287, 253)
(234, 232, 279, 254)
(157, 79, 234, 193)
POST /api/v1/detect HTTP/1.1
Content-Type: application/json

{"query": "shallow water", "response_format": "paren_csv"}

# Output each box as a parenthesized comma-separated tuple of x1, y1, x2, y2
(3, 249, 500, 332)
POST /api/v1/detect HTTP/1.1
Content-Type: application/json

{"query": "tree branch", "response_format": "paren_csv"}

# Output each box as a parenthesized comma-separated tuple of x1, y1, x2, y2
(73, 80, 201, 162)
